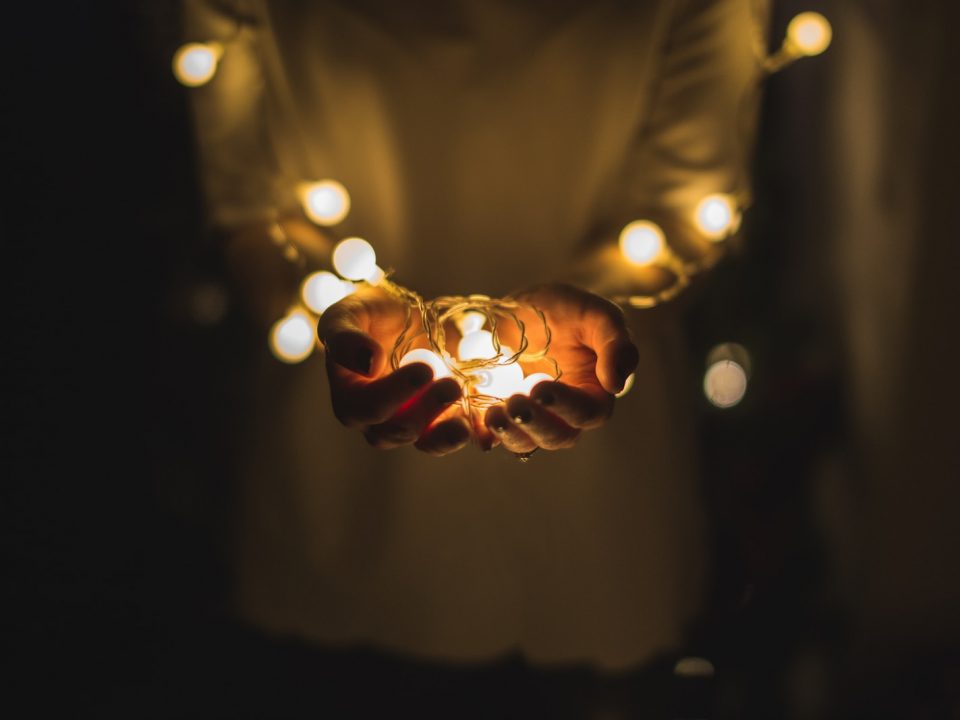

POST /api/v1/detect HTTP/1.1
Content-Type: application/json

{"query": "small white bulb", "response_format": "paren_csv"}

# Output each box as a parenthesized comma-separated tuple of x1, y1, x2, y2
(619, 220, 665, 266)
(299, 180, 350, 226)
(399, 348, 452, 379)
(475, 363, 525, 399)
(704, 360, 748, 408)
(269, 310, 315, 363)
(695, 194, 738, 240)
(787, 12, 832, 57)
(458, 330, 498, 361)
(332, 237, 383, 283)
(521, 372, 554, 396)
(455, 311, 487, 336)
(301, 271, 351, 314)
(172, 43, 220, 87)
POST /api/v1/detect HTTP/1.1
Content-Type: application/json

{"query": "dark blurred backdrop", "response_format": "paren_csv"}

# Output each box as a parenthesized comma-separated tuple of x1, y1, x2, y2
(4, 1, 958, 717)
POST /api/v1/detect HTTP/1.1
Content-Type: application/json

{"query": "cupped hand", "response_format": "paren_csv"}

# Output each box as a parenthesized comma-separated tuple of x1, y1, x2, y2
(318, 286, 472, 456)
(483, 283, 639, 454)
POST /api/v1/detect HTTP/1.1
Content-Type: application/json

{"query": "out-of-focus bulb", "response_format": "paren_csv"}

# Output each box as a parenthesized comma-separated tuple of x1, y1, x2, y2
(172, 42, 221, 87)
(399, 348, 452, 379)
(270, 310, 315, 363)
(299, 180, 350, 226)
(301, 271, 353, 314)
(704, 360, 748, 408)
(455, 311, 487, 336)
(458, 330, 498, 361)
(695, 193, 738, 240)
(521, 372, 554, 396)
(619, 220, 665, 266)
(614, 372, 636, 399)
(475, 363, 525, 399)
(787, 12, 832, 56)
(332, 237, 384, 284)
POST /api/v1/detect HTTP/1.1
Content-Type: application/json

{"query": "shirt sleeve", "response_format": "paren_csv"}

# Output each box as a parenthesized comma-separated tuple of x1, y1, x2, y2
(181, 0, 281, 230)
(608, 0, 770, 263)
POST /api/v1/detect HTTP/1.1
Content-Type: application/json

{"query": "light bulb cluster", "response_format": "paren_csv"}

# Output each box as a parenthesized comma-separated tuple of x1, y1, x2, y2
(398, 310, 555, 400)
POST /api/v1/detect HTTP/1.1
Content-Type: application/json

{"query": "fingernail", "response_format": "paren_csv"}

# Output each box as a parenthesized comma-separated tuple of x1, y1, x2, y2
(616, 349, 639, 386)
(534, 390, 554, 407)
(407, 364, 433, 388)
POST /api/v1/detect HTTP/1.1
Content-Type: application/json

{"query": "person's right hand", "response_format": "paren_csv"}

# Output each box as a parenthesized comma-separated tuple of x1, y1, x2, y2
(318, 286, 472, 456)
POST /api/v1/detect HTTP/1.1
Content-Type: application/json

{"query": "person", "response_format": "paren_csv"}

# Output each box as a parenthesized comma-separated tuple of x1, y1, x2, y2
(183, 0, 766, 684)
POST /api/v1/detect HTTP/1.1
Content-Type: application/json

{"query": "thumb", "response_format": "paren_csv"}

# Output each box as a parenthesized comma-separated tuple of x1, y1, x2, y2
(318, 300, 385, 377)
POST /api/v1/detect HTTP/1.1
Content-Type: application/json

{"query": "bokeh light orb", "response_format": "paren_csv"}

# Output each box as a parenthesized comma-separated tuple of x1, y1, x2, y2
(619, 220, 665, 266)
(695, 193, 738, 240)
(301, 271, 352, 314)
(787, 12, 832, 56)
(332, 237, 377, 281)
(269, 310, 315, 363)
(300, 180, 351, 226)
(704, 360, 748, 408)
(172, 43, 220, 87)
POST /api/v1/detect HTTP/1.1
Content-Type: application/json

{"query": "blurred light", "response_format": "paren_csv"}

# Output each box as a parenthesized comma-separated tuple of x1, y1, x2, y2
(614, 372, 635, 399)
(172, 43, 220, 87)
(704, 360, 748, 408)
(299, 180, 350, 226)
(399, 348, 452, 379)
(269, 310, 315, 363)
(301, 271, 352, 314)
(674, 657, 716, 678)
(619, 220, 665, 266)
(787, 12, 832, 56)
(332, 237, 383, 283)
(695, 194, 737, 240)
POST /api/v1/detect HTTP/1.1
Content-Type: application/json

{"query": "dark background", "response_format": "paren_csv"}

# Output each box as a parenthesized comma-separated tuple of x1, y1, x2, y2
(4, 1, 958, 717)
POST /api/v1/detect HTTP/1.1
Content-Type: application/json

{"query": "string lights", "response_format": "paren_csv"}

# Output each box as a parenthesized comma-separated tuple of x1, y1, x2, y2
(176, 9, 830, 416)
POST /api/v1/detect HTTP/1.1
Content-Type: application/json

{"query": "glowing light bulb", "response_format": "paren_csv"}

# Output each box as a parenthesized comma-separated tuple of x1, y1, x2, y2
(455, 311, 486, 336)
(458, 330, 497, 361)
(172, 43, 221, 87)
(475, 363, 525, 399)
(521, 372, 554, 396)
(614, 372, 635, 399)
(269, 310, 315, 363)
(619, 220, 665, 266)
(301, 271, 353, 314)
(704, 360, 747, 408)
(695, 193, 738, 240)
(299, 180, 350, 226)
(399, 348, 452, 379)
(787, 12, 832, 56)
(332, 237, 384, 284)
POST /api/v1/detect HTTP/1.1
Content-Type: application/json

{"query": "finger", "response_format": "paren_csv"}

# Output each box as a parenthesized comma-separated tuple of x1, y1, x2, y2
(363, 378, 462, 449)
(528, 380, 613, 430)
(471, 410, 500, 452)
(329, 361, 435, 428)
(504, 395, 580, 450)
(318, 291, 408, 377)
(415, 416, 472, 457)
(580, 299, 638, 394)
(485, 405, 536, 454)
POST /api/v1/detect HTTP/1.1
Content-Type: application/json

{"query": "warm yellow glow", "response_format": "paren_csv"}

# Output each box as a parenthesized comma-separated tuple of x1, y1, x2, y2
(299, 180, 350, 226)
(269, 310, 315, 363)
(399, 348, 452, 379)
(695, 193, 738, 240)
(704, 360, 748, 408)
(674, 657, 716, 678)
(172, 43, 220, 87)
(332, 237, 382, 283)
(301, 271, 352, 314)
(614, 372, 636, 399)
(458, 330, 497, 361)
(455, 311, 486, 337)
(619, 220, 665, 266)
(521, 372, 554, 396)
(475, 363, 525, 399)
(787, 12, 832, 56)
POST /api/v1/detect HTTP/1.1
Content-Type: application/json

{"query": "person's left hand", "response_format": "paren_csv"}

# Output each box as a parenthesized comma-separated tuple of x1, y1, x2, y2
(482, 283, 639, 454)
